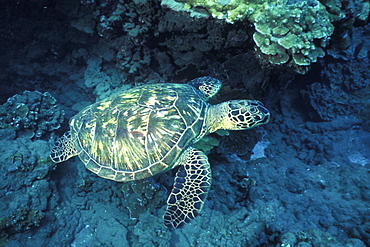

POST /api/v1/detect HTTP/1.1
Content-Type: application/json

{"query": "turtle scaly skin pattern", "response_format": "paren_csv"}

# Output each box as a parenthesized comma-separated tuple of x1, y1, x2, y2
(50, 76, 270, 228)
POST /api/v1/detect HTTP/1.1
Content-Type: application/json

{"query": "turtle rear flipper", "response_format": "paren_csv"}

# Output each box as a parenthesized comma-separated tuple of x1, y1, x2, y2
(163, 148, 212, 228)
(50, 131, 78, 163)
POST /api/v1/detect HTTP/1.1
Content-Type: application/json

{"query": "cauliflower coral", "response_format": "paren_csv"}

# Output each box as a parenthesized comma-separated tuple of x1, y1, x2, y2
(252, 1, 334, 73)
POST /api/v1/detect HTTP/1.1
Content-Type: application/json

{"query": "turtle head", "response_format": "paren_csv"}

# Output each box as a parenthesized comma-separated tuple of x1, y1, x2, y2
(207, 100, 270, 133)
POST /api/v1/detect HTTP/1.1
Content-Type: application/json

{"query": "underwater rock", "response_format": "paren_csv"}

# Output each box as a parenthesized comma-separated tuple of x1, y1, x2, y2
(302, 59, 370, 121)
(0, 91, 64, 138)
(130, 211, 171, 246)
(83, 55, 130, 100)
(280, 228, 366, 247)
(302, 82, 353, 121)
(121, 178, 166, 220)
(328, 22, 370, 61)
(216, 130, 262, 159)
(78, 0, 255, 83)
(90, 0, 156, 74)
(0, 128, 55, 244)
(0, 207, 44, 237)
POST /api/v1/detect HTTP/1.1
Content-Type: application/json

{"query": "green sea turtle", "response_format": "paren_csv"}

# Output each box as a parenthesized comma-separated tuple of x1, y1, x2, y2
(50, 76, 270, 228)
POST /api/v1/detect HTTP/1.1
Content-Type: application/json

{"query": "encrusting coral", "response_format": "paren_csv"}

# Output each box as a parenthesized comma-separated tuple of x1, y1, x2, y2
(0, 91, 64, 138)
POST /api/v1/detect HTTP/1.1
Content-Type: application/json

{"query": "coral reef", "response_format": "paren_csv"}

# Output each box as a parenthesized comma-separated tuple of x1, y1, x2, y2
(1, 0, 369, 246)
(252, 1, 334, 73)
(0, 207, 45, 246)
(0, 128, 55, 245)
(83, 55, 131, 100)
(301, 56, 370, 121)
(280, 228, 366, 247)
(79, 0, 157, 79)
(121, 178, 166, 220)
(162, 0, 369, 72)
(0, 91, 64, 138)
(161, 0, 270, 23)
(0, 207, 44, 235)
(70, 0, 254, 91)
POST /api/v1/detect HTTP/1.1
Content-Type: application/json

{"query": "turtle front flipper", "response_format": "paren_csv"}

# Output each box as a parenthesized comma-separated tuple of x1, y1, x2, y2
(50, 131, 78, 163)
(163, 148, 212, 228)
(187, 76, 222, 99)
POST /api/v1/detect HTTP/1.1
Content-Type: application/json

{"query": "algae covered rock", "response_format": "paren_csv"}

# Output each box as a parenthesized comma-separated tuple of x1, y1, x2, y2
(252, 0, 334, 73)
(280, 228, 366, 247)
(121, 178, 166, 220)
(0, 128, 55, 245)
(0, 91, 64, 138)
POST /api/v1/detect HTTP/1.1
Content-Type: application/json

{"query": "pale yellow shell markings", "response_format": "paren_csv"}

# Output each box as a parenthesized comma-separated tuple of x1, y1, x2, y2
(53, 82, 216, 182)
(77, 86, 192, 177)
(96, 100, 111, 111)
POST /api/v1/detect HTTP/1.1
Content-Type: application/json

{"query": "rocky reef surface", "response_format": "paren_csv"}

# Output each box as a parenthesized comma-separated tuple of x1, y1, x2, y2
(0, 0, 369, 246)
